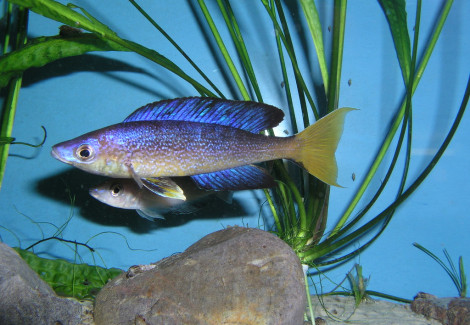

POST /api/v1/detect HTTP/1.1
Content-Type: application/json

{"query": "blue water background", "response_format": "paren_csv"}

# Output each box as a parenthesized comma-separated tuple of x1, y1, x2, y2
(1, 1, 469, 300)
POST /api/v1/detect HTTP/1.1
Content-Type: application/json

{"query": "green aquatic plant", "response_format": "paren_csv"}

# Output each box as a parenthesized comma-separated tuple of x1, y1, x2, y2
(1, 0, 468, 313)
(0, 125, 46, 147)
(0, 2, 28, 191)
(347, 264, 370, 308)
(0, 197, 122, 300)
(0, 192, 157, 301)
(413, 242, 467, 298)
(14, 246, 123, 300)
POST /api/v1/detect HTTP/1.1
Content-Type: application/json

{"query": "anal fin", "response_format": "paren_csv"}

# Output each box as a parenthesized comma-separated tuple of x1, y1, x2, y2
(136, 209, 165, 221)
(191, 165, 276, 191)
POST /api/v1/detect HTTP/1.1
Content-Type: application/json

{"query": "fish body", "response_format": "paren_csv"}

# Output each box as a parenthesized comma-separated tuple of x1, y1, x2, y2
(52, 97, 353, 194)
(89, 177, 221, 220)
(53, 120, 293, 178)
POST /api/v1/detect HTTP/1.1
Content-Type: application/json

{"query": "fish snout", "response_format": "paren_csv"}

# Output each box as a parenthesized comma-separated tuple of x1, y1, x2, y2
(51, 144, 72, 164)
(89, 187, 99, 199)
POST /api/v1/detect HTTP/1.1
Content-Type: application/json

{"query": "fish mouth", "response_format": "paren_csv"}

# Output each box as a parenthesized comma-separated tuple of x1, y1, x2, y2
(50, 145, 71, 165)
(89, 188, 99, 199)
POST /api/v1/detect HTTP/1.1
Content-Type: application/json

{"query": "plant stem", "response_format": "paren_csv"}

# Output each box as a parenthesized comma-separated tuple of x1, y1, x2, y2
(0, 5, 28, 191)
(304, 265, 315, 324)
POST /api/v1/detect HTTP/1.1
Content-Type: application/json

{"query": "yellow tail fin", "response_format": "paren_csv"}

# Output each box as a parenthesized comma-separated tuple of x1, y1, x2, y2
(294, 107, 355, 187)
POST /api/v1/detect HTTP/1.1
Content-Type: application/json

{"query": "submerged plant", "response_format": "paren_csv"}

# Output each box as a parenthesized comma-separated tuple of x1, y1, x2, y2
(0, 190, 155, 300)
(414, 242, 467, 298)
(0, 125, 46, 147)
(1, 0, 468, 308)
(14, 246, 123, 300)
(347, 264, 370, 307)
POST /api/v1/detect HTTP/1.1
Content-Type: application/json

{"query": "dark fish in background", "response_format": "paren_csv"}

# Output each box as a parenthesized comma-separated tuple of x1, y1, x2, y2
(52, 97, 354, 200)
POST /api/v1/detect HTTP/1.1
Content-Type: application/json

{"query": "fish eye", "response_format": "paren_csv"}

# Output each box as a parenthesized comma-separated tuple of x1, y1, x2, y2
(110, 183, 123, 197)
(75, 144, 95, 161)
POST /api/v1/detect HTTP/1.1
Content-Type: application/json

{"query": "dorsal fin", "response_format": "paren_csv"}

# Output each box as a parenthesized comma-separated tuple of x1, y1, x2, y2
(123, 97, 284, 133)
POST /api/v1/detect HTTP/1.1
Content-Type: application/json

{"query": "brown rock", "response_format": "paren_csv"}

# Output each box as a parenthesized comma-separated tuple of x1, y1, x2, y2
(94, 226, 306, 325)
(447, 297, 470, 325)
(411, 292, 470, 325)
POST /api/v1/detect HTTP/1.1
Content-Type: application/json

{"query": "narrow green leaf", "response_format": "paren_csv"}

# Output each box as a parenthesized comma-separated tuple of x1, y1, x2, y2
(302, 76, 469, 263)
(331, 0, 454, 235)
(414, 243, 467, 298)
(327, 0, 347, 113)
(378, 0, 411, 84)
(0, 33, 130, 87)
(7, 0, 216, 96)
(262, 0, 319, 119)
(459, 256, 467, 297)
(197, 0, 250, 100)
(217, 0, 263, 101)
(0, 5, 28, 192)
(299, 0, 328, 92)
(128, 0, 225, 98)
(8, 0, 115, 37)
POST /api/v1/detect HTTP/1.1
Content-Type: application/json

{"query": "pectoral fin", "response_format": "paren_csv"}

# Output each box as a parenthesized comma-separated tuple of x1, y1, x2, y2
(141, 177, 186, 201)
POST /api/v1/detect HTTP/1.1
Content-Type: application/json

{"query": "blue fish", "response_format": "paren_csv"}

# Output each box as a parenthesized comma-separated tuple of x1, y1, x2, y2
(52, 97, 353, 199)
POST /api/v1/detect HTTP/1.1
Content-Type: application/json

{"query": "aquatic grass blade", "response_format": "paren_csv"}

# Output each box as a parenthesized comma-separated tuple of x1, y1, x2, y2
(331, 0, 454, 236)
(6, 0, 216, 96)
(271, 0, 310, 126)
(327, 0, 347, 113)
(0, 5, 28, 191)
(272, 17, 297, 133)
(460, 257, 467, 297)
(216, 0, 263, 102)
(262, 0, 319, 120)
(7, 0, 115, 37)
(302, 75, 469, 263)
(299, 0, 328, 93)
(413, 243, 467, 298)
(128, 0, 225, 99)
(0, 78, 22, 191)
(196, 0, 250, 100)
(378, 0, 411, 83)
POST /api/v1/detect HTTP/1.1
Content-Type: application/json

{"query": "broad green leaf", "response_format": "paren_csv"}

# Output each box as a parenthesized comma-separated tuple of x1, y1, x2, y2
(7, 0, 215, 96)
(14, 247, 123, 300)
(7, 0, 116, 37)
(0, 33, 130, 87)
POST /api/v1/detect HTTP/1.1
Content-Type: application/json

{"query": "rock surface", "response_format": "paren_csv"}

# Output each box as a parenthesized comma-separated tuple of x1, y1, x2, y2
(411, 292, 470, 325)
(94, 226, 306, 325)
(0, 242, 84, 325)
(307, 295, 442, 325)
